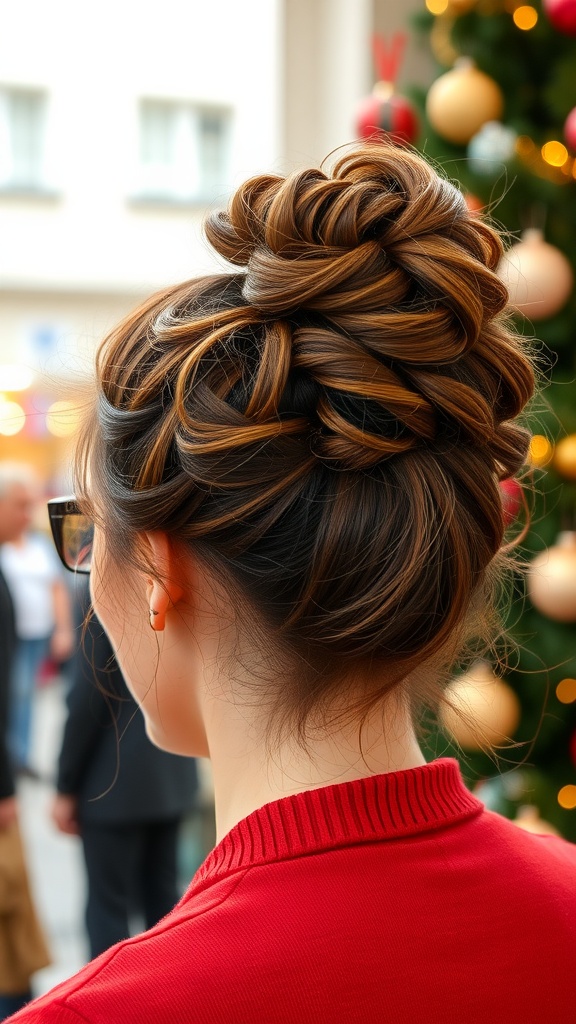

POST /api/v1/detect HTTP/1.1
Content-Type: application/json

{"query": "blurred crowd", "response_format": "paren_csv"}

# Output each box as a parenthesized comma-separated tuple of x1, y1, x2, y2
(0, 461, 210, 1019)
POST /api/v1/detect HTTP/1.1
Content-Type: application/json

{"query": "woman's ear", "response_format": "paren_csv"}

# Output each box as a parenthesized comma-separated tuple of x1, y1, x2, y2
(144, 532, 186, 632)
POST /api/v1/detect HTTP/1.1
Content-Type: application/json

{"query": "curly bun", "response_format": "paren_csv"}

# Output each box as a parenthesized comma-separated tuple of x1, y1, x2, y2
(80, 143, 534, 720)
(204, 147, 531, 474)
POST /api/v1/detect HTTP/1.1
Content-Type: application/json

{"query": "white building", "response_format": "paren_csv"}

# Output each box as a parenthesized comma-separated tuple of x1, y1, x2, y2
(0, 0, 427, 479)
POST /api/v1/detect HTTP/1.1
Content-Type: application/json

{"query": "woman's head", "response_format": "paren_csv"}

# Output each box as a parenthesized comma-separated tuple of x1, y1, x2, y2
(80, 143, 534, 745)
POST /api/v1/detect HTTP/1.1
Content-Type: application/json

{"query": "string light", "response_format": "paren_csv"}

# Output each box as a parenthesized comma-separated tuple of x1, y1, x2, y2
(513, 5, 538, 30)
(556, 679, 576, 704)
(557, 785, 576, 810)
(528, 434, 553, 467)
(541, 141, 569, 167)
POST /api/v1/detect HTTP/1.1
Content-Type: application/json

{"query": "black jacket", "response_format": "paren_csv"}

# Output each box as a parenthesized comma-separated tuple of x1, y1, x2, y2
(57, 591, 198, 824)
(0, 564, 16, 800)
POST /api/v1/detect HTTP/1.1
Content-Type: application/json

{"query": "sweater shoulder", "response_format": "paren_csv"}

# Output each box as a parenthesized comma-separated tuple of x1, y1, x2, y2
(9, 871, 249, 1024)
(480, 807, 576, 877)
(9, 815, 576, 1024)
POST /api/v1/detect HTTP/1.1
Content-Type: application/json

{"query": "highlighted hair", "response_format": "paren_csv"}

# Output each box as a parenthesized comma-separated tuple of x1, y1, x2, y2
(77, 144, 534, 724)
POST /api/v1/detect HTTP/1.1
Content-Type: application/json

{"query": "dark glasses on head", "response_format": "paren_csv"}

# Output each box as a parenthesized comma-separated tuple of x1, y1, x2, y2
(47, 496, 93, 574)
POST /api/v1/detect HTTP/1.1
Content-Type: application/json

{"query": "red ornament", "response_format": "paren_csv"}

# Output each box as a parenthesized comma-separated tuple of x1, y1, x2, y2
(500, 477, 523, 526)
(543, 0, 576, 34)
(356, 88, 419, 145)
(355, 33, 419, 146)
(564, 107, 576, 152)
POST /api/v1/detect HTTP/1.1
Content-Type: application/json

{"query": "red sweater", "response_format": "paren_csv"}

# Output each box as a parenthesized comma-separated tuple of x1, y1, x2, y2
(10, 759, 576, 1023)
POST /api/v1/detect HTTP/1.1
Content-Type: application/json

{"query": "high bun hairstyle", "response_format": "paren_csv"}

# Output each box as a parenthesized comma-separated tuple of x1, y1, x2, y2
(78, 143, 534, 727)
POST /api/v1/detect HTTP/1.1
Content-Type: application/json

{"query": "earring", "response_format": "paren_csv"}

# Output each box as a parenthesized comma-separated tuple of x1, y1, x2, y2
(149, 609, 164, 632)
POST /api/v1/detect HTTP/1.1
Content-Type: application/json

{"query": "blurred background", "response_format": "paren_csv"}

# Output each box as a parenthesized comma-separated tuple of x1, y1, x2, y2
(1, 0, 576, 997)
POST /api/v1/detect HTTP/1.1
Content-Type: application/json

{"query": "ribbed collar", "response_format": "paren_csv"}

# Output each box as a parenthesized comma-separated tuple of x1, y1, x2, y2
(192, 759, 482, 890)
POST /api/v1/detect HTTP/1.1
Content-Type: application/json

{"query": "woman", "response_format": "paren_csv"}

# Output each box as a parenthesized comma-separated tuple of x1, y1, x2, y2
(12, 145, 576, 1022)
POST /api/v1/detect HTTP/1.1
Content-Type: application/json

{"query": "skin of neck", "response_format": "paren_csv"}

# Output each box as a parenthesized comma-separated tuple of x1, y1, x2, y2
(97, 539, 427, 845)
(208, 690, 427, 842)
(171, 572, 427, 842)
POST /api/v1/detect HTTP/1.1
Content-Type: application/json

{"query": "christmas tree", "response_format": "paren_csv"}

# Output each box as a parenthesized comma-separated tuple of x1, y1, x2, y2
(406, 0, 576, 839)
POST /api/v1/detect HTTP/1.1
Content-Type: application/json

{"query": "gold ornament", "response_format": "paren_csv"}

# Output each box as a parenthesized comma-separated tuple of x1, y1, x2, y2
(497, 229, 574, 320)
(527, 532, 576, 622)
(440, 661, 521, 750)
(553, 434, 576, 481)
(426, 58, 504, 145)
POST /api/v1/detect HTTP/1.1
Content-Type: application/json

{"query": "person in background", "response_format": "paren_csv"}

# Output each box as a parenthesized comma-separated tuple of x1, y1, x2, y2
(7, 144, 576, 1022)
(0, 465, 50, 1017)
(51, 579, 198, 959)
(0, 465, 74, 777)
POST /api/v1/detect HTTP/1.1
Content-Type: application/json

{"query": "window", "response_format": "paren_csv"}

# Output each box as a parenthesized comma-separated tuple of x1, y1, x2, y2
(0, 86, 47, 190)
(137, 98, 231, 202)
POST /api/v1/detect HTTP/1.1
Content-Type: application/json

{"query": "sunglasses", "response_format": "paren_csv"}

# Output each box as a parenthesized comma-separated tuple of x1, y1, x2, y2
(47, 496, 93, 574)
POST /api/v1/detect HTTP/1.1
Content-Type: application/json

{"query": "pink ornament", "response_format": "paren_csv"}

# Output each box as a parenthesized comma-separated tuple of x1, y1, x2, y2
(500, 478, 522, 526)
(564, 107, 576, 152)
(528, 532, 576, 622)
(497, 229, 574, 321)
(543, 0, 576, 34)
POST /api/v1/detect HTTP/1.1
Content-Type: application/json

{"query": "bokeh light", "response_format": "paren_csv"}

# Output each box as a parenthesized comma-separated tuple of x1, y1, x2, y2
(0, 398, 26, 435)
(557, 785, 576, 810)
(515, 135, 536, 158)
(556, 679, 576, 704)
(426, 0, 449, 14)
(541, 141, 569, 167)
(513, 6, 538, 30)
(46, 400, 80, 438)
(528, 434, 553, 467)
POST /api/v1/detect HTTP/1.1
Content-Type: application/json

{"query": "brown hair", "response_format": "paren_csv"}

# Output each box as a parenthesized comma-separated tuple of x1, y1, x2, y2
(77, 144, 534, 728)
